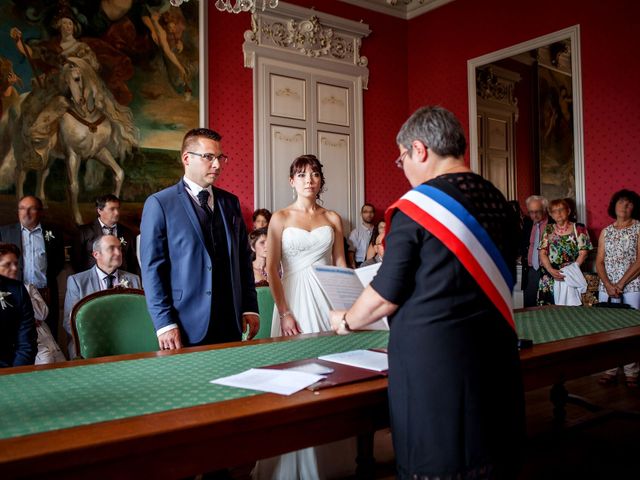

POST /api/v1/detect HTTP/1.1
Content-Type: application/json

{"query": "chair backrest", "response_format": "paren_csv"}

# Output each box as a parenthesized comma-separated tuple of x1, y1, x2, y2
(255, 286, 275, 340)
(70, 288, 158, 359)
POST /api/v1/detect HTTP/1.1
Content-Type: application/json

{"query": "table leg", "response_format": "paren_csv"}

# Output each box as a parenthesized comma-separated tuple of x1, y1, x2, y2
(550, 382, 568, 425)
(355, 432, 376, 479)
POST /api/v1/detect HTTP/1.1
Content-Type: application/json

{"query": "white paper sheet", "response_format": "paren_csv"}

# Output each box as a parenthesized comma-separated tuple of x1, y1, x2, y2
(210, 368, 324, 396)
(318, 350, 389, 372)
(312, 266, 363, 310)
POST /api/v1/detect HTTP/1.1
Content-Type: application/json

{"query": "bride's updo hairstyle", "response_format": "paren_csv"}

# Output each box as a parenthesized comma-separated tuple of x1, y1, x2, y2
(289, 154, 326, 199)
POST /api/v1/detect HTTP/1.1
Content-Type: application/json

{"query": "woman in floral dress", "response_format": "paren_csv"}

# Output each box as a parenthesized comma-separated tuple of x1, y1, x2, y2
(538, 198, 593, 305)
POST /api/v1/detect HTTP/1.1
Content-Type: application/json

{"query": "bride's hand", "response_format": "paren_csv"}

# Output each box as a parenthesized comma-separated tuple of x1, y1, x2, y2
(281, 312, 302, 336)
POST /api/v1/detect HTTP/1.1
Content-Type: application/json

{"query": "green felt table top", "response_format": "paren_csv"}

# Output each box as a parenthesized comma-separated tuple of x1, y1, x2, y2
(2, 307, 640, 440)
(0, 331, 388, 440)
(514, 306, 640, 344)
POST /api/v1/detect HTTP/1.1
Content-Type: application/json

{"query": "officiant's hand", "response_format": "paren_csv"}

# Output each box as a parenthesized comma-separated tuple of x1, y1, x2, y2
(329, 310, 350, 335)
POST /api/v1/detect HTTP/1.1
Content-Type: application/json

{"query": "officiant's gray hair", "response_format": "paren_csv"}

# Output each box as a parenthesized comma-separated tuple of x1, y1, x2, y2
(396, 106, 467, 159)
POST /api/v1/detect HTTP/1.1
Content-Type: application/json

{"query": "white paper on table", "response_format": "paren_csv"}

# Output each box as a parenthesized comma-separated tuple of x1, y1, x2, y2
(312, 264, 389, 331)
(318, 349, 389, 372)
(210, 368, 324, 396)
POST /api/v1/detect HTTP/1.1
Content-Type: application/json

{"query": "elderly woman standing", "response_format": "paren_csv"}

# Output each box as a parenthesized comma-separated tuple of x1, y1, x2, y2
(596, 189, 640, 386)
(537, 198, 593, 305)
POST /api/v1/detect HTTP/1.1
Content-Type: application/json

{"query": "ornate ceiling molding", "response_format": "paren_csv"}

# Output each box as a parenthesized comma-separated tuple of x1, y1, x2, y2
(243, 2, 371, 87)
(338, 0, 454, 20)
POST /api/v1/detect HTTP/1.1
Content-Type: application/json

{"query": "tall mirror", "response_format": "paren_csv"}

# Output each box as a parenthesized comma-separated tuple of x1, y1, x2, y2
(467, 25, 585, 222)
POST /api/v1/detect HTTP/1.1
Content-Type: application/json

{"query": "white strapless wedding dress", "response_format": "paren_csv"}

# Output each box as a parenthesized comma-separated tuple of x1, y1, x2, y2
(271, 225, 334, 336)
(254, 225, 356, 480)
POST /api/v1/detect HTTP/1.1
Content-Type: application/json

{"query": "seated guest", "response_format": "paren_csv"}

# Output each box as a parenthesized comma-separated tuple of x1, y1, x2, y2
(0, 195, 64, 340)
(250, 227, 269, 287)
(596, 189, 640, 386)
(538, 198, 592, 305)
(252, 208, 272, 230)
(365, 220, 386, 261)
(72, 194, 139, 275)
(64, 235, 141, 358)
(0, 271, 36, 368)
(360, 232, 385, 267)
(0, 243, 65, 364)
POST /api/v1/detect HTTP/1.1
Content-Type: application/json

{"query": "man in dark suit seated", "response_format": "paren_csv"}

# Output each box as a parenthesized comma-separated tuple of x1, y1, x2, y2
(0, 273, 37, 368)
(140, 128, 259, 350)
(0, 196, 64, 340)
(63, 235, 141, 358)
(72, 194, 139, 275)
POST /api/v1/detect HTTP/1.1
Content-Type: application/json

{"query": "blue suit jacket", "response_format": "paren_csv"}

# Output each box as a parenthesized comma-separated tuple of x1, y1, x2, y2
(140, 181, 257, 345)
(0, 275, 37, 368)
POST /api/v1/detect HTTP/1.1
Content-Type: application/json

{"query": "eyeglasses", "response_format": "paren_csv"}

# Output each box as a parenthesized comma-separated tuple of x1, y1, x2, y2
(395, 150, 410, 169)
(188, 151, 228, 164)
(528, 209, 544, 215)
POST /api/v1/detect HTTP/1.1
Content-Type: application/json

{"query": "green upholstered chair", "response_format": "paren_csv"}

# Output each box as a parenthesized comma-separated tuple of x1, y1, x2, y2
(255, 286, 275, 339)
(70, 288, 159, 359)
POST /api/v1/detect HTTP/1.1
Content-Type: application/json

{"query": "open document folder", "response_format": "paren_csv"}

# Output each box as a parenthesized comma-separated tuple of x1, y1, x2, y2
(312, 264, 389, 330)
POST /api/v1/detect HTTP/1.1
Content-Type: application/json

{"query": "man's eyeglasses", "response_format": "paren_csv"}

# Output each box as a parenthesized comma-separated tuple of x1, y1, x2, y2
(188, 151, 228, 164)
(395, 150, 410, 169)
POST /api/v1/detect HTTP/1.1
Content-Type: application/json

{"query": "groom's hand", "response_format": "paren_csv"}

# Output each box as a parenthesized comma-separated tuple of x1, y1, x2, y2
(243, 313, 260, 339)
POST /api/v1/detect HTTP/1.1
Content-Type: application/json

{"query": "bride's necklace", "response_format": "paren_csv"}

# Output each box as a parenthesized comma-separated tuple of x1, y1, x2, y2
(554, 222, 572, 235)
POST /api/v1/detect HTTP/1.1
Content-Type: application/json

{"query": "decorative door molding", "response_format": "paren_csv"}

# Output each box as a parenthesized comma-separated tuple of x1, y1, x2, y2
(467, 25, 585, 222)
(243, 2, 370, 230)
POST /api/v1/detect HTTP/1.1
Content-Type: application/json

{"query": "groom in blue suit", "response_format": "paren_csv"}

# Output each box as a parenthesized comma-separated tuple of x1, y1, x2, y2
(140, 128, 259, 350)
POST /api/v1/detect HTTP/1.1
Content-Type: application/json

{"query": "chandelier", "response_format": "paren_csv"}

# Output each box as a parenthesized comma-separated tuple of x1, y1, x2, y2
(169, 0, 278, 13)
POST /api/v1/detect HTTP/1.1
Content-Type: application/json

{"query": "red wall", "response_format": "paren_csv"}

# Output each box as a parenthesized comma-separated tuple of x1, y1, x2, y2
(407, 0, 640, 235)
(207, 1, 409, 225)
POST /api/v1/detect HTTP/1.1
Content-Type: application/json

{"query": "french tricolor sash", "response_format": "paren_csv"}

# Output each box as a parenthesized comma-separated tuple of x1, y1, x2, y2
(385, 184, 516, 331)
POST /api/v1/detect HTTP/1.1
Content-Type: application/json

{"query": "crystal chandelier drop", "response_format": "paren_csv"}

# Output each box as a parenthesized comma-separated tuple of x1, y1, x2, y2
(169, 0, 278, 13)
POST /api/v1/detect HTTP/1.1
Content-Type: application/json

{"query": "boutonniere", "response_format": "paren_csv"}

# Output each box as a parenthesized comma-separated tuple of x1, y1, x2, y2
(119, 277, 131, 289)
(44, 230, 55, 242)
(0, 291, 12, 310)
(119, 237, 127, 247)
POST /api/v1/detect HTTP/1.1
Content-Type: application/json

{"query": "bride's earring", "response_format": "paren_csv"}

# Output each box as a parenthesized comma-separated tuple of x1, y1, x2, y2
(292, 187, 296, 199)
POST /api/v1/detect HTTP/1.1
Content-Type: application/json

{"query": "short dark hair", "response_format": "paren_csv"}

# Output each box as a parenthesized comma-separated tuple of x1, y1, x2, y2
(361, 203, 375, 213)
(289, 154, 326, 199)
(607, 189, 640, 220)
(0, 242, 20, 258)
(396, 105, 467, 158)
(252, 208, 272, 224)
(19, 195, 43, 210)
(95, 194, 120, 211)
(248, 227, 268, 260)
(181, 128, 222, 154)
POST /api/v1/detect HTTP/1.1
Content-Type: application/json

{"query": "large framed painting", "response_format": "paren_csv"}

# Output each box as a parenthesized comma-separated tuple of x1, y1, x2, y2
(537, 64, 575, 202)
(0, 0, 206, 233)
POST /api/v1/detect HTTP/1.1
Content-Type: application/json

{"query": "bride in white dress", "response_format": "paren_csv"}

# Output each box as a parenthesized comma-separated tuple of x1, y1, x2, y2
(254, 154, 355, 479)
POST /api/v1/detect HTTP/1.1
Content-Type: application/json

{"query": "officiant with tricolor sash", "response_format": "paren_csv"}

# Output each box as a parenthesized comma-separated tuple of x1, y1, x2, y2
(329, 106, 525, 480)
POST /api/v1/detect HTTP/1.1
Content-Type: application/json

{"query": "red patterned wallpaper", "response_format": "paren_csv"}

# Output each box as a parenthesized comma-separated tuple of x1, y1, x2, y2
(406, 0, 640, 236)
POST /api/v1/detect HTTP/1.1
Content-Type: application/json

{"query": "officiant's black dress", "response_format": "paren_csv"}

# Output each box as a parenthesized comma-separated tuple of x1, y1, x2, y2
(371, 173, 525, 479)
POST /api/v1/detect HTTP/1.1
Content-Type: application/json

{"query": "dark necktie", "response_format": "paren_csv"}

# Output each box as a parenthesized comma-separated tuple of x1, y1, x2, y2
(197, 189, 212, 214)
(103, 225, 116, 236)
(105, 274, 115, 289)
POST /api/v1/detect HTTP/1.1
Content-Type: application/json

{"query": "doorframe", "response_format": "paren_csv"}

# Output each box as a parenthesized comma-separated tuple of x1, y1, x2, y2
(467, 25, 585, 222)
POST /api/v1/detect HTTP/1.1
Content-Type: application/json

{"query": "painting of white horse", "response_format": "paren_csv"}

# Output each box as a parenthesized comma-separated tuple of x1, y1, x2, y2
(12, 56, 138, 225)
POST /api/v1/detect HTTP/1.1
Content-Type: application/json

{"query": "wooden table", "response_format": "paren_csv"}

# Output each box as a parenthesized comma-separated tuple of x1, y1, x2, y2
(2, 308, 640, 479)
